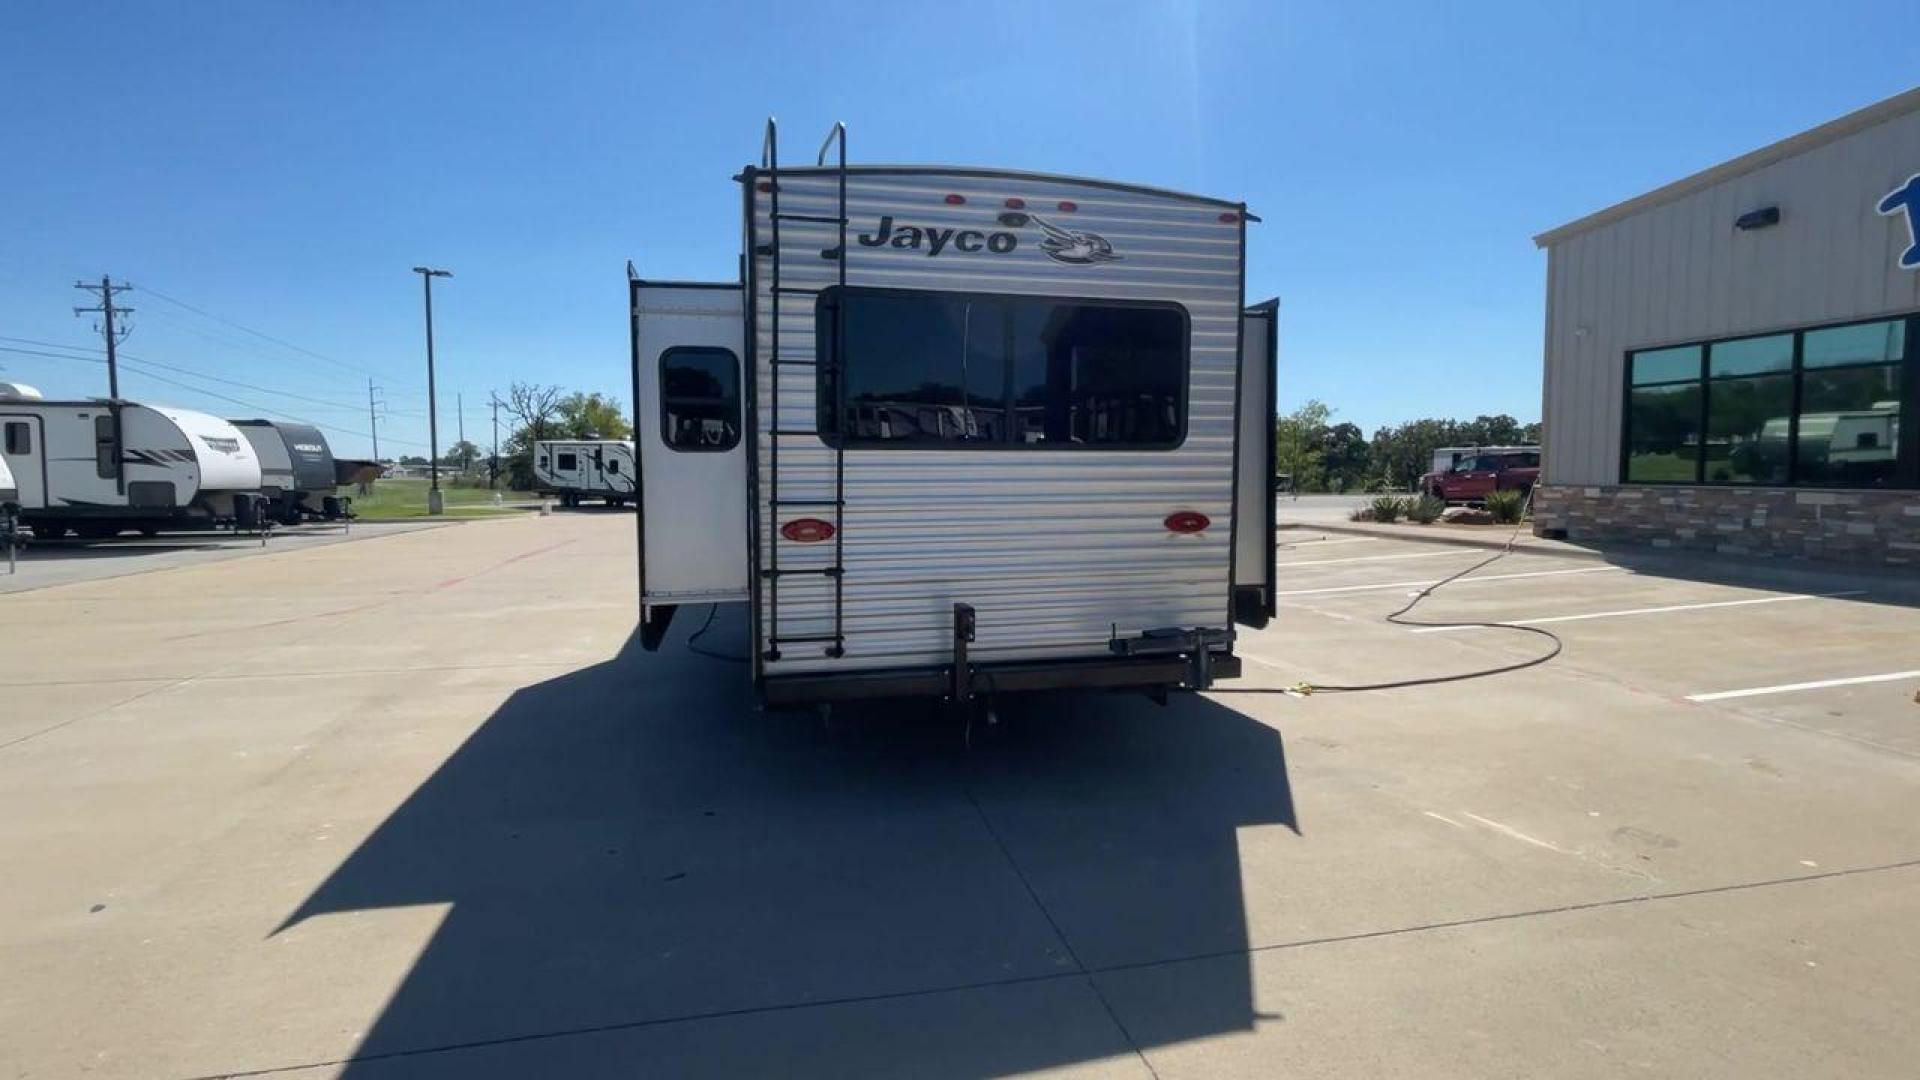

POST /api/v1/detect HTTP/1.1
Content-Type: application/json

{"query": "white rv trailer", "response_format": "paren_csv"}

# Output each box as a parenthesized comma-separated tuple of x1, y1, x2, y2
(533, 439, 637, 507)
(630, 120, 1278, 707)
(0, 387, 264, 538)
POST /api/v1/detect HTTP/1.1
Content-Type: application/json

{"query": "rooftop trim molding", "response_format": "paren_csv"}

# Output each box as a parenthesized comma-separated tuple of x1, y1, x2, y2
(1533, 85, 1920, 249)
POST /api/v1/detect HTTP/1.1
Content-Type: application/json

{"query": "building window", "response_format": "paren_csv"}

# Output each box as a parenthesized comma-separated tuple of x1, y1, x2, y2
(1622, 314, 1916, 489)
(816, 286, 1188, 450)
(3, 422, 28, 455)
(659, 346, 741, 453)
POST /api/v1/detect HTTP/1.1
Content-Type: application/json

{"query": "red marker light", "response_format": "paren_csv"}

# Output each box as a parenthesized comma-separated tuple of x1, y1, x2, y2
(944, 193, 966, 205)
(1164, 511, 1210, 534)
(1218, 211, 1240, 223)
(756, 181, 774, 193)
(1003, 197, 1026, 209)
(781, 518, 835, 543)
(1056, 200, 1077, 212)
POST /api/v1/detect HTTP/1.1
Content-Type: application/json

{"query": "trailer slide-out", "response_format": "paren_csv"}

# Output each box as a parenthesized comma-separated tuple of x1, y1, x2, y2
(630, 119, 1277, 708)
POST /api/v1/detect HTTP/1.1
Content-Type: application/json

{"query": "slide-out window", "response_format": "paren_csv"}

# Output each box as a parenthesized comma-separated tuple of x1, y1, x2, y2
(3, 422, 28, 455)
(815, 286, 1188, 450)
(659, 347, 741, 453)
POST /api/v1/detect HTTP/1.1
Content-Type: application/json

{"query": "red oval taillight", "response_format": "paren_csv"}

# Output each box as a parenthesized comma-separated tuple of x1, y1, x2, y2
(780, 518, 835, 543)
(1003, 197, 1026, 209)
(1056, 200, 1077, 212)
(944, 193, 966, 205)
(1218, 210, 1240, 223)
(756, 181, 774, 193)
(1164, 511, 1210, 534)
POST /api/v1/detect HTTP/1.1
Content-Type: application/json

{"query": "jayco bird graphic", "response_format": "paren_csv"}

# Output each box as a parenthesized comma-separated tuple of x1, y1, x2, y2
(1879, 173, 1920, 270)
(1029, 214, 1121, 265)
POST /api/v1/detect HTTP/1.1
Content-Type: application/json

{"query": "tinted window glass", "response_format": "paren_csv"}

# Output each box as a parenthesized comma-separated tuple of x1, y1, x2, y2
(821, 288, 1186, 450)
(1803, 320, 1904, 369)
(1631, 345, 1701, 385)
(1705, 373, 1791, 484)
(1625, 383, 1702, 483)
(1798, 363, 1902, 486)
(94, 414, 116, 479)
(556, 452, 578, 471)
(3, 422, 27, 455)
(660, 346, 741, 452)
(1709, 334, 1791, 379)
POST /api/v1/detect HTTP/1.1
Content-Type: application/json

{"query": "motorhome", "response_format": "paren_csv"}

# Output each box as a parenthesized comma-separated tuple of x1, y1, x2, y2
(0, 386, 264, 538)
(533, 439, 637, 507)
(232, 419, 350, 523)
(629, 120, 1278, 708)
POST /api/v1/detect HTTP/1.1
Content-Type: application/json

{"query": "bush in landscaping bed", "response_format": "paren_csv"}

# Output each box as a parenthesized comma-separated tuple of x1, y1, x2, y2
(1348, 506, 1375, 522)
(1485, 489, 1527, 524)
(1369, 495, 1406, 523)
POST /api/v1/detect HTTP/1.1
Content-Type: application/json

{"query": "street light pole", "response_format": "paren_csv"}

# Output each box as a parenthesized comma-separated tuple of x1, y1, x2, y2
(412, 266, 452, 514)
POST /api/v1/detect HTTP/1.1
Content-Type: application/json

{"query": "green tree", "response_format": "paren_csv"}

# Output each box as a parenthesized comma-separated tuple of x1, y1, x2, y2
(555, 392, 633, 439)
(1316, 421, 1371, 492)
(1274, 399, 1331, 492)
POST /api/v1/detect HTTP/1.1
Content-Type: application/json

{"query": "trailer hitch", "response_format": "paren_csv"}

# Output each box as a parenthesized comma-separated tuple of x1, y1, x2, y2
(1108, 625, 1235, 690)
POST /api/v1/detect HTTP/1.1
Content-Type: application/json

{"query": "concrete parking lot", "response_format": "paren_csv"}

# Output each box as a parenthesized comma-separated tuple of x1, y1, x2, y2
(0, 521, 450, 595)
(3, 514, 1918, 1078)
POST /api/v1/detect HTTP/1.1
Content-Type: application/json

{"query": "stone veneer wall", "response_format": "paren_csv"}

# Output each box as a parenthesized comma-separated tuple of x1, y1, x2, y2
(1532, 484, 1920, 566)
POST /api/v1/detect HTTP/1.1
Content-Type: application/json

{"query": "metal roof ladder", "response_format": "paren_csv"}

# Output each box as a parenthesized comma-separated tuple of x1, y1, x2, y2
(761, 118, 849, 661)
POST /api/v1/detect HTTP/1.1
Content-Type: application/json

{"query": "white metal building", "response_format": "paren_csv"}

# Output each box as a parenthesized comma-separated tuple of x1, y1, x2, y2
(1532, 87, 1920, 564)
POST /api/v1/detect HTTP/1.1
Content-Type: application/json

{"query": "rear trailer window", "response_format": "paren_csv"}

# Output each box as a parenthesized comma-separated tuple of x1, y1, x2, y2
(816, 287, 1187, 449)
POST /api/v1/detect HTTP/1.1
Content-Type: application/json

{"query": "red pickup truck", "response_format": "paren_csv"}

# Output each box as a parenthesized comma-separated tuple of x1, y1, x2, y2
(1419, 449, 1540, 504)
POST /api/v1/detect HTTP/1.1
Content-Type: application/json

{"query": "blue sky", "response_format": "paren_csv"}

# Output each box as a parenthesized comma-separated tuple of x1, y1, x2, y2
(1, 1, 1912, 457)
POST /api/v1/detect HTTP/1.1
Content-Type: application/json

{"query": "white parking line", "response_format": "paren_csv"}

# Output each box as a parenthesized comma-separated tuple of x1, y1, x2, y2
(1409, 590, 1867, 633)
(1687, 670, 1920, 703)
(1277, 536, 1380, 548)
(1278, 549, 1484, 569)
(1278, 564, 1622, 597)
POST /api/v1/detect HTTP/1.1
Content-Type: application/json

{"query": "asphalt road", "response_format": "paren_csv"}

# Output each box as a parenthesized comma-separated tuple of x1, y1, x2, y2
(3, 515, 1918, 1078)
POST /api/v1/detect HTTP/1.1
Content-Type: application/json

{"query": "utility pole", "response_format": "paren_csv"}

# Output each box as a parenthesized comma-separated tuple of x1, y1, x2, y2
(367, 377, 382, 461)
(457, 392, 466, 473)
(489, 393, 500, 489)
(73, 276, 133, 398)
(411, 266, 452, 514)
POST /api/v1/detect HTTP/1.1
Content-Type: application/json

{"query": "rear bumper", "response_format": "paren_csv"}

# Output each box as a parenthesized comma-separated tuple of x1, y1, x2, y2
(761, 652, 1241, 707)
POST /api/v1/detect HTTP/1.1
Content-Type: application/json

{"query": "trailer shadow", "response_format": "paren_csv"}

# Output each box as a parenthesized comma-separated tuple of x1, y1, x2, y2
(281, 610, 1296, 1077)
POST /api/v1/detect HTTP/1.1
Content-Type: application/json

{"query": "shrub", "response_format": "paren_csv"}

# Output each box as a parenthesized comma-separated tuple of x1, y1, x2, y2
(1485, 489, 1527, 524)
(1348, 506, 1375, 522)
(1408, 493, 1445, 524)
(1369, 495, 1405, 523)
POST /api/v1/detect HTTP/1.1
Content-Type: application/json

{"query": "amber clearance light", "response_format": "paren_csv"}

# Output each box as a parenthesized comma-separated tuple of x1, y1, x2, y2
(1164, 511, 1210, 534)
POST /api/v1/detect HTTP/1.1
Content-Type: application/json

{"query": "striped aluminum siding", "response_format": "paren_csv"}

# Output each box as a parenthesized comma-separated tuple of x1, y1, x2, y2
(749, 168, 1246, 675)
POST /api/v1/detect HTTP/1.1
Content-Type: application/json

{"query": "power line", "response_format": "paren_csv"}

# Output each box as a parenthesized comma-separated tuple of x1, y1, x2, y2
(136, 281, 426, 391)
(0, 343, 429, 448)
(0, 335, 391, 413)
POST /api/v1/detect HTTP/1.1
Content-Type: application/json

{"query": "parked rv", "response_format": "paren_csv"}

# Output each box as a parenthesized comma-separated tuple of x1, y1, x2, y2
(533, 439, 637, 507)
(231, 419, 351, 523)
(629, 119, 1277, 708)
(0, 386, 265, 538)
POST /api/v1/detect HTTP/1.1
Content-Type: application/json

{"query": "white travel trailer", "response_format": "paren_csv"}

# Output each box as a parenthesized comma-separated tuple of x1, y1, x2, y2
(630, 120, 1278, 707)
(533, 439, 637, 507)
(0, 387, 264, 538)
